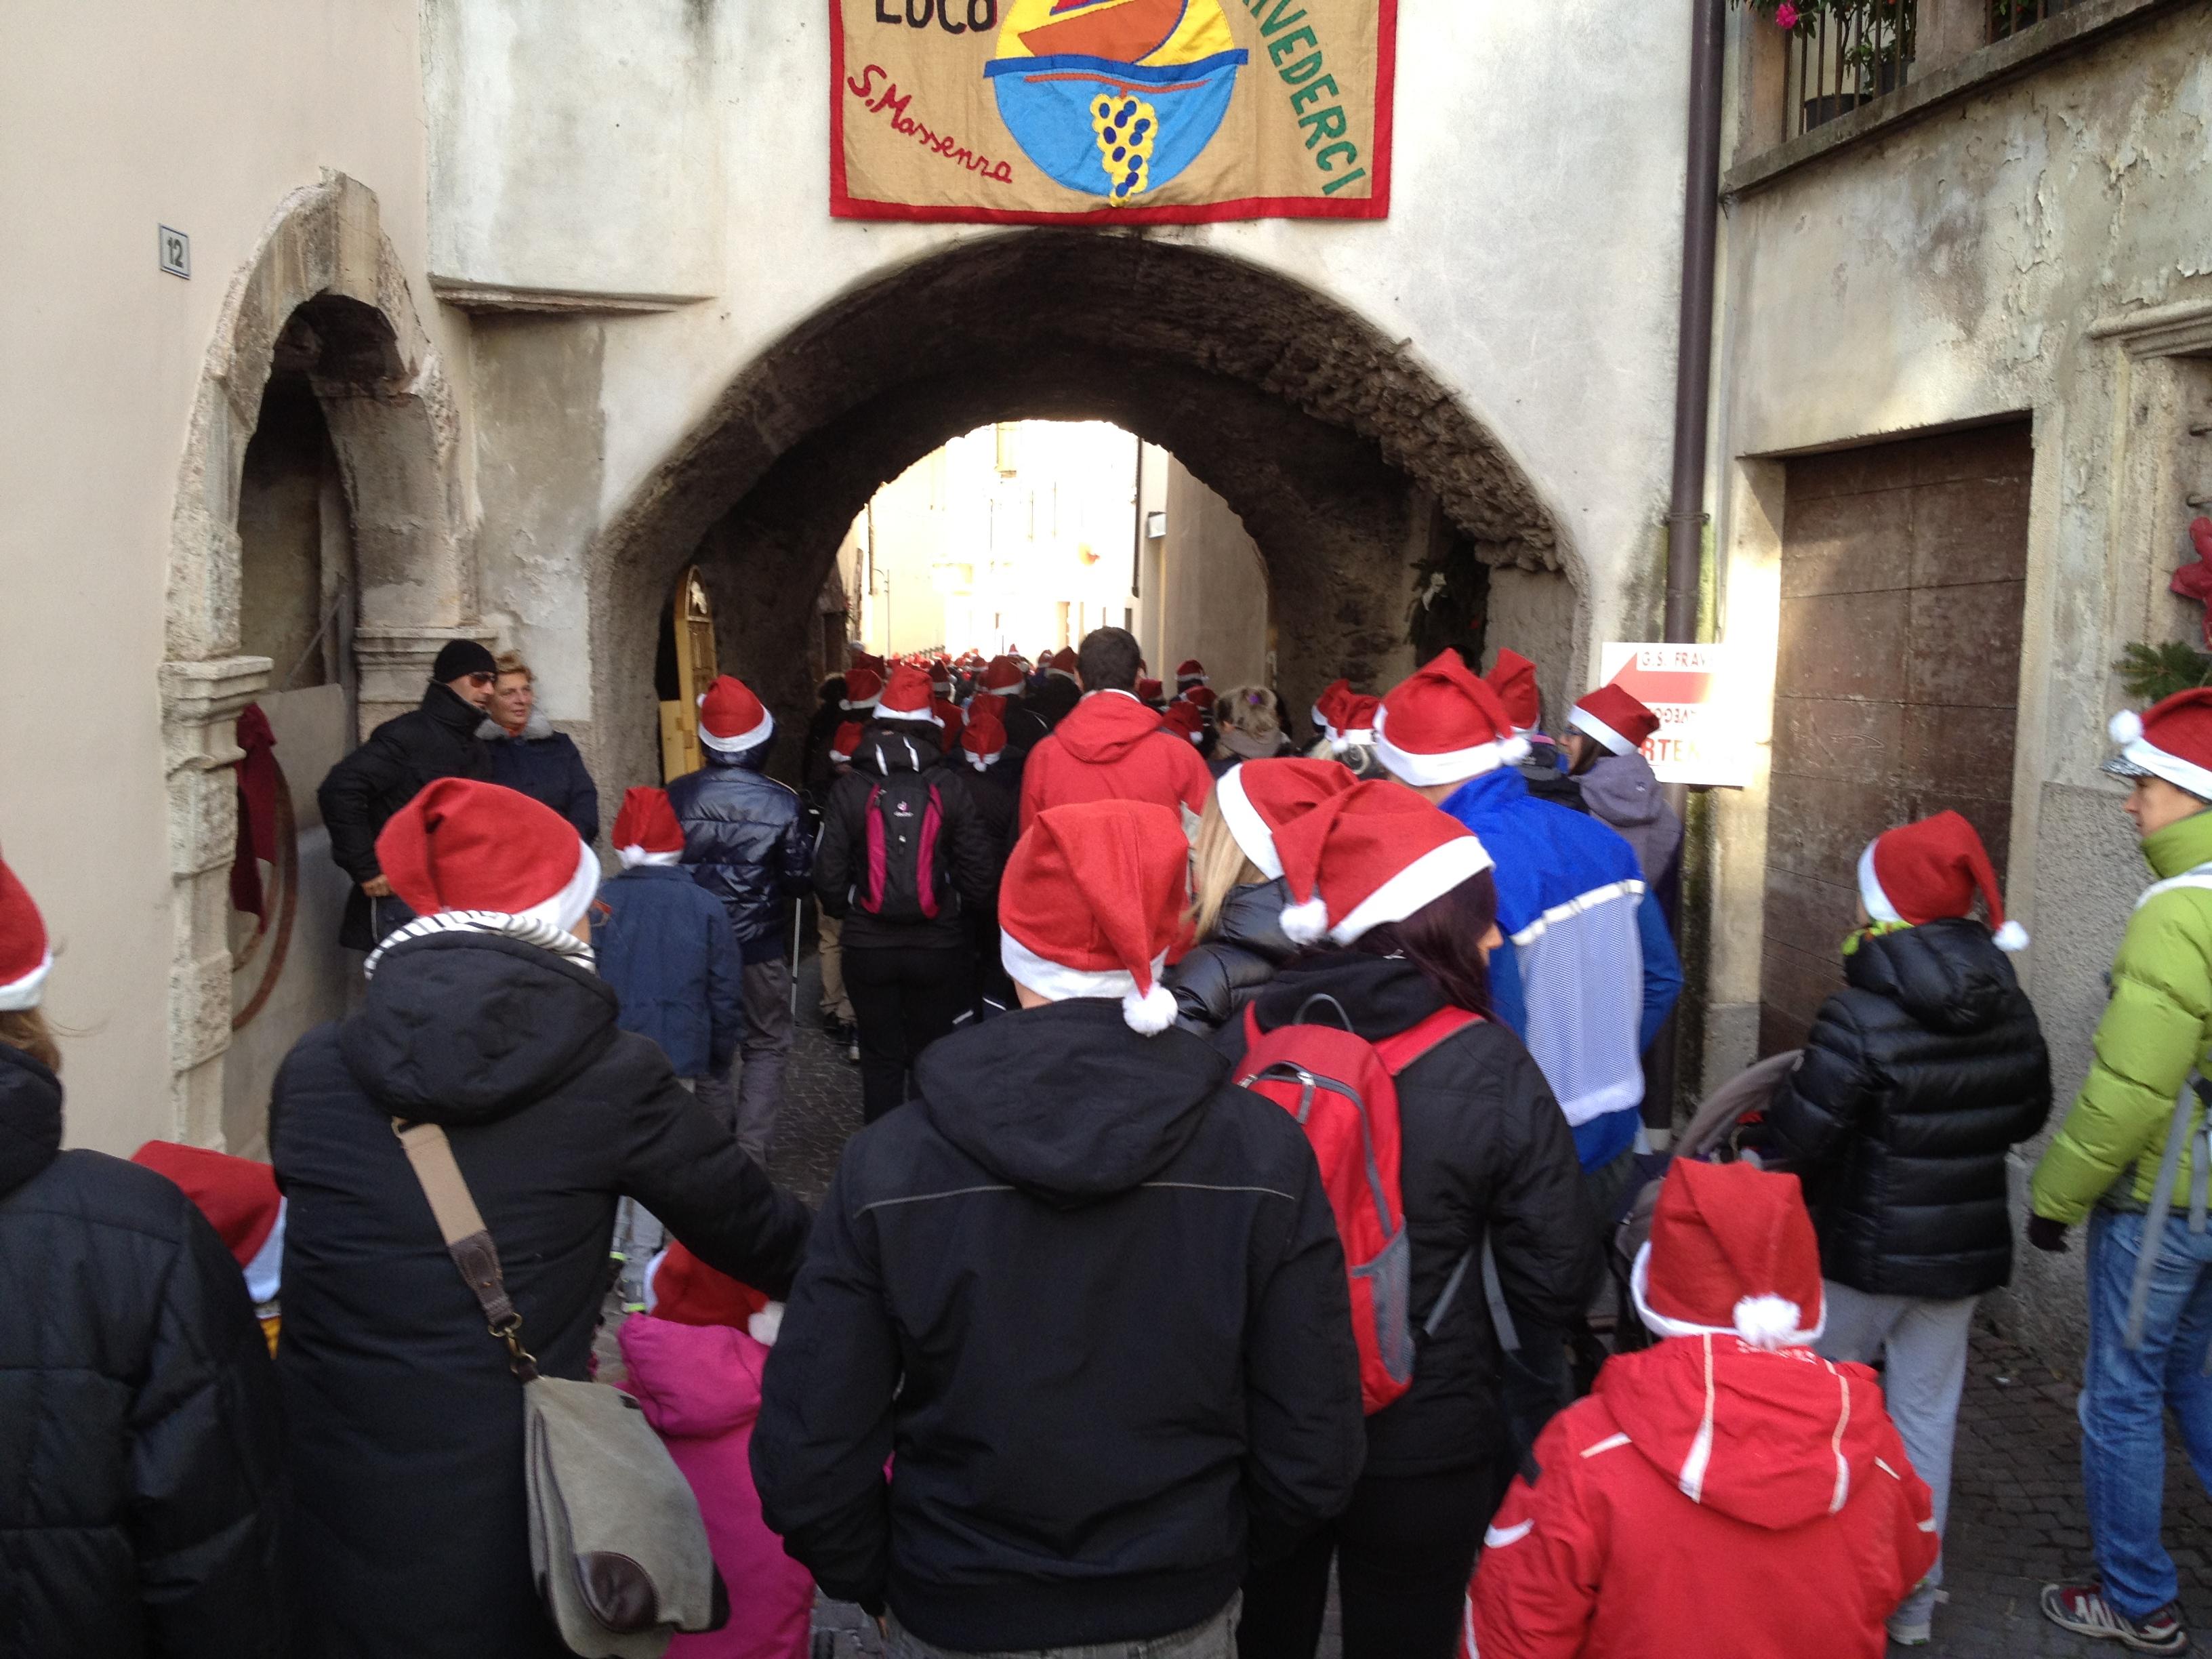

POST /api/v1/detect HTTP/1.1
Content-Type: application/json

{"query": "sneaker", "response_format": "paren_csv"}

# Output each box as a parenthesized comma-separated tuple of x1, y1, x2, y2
(2041, 1582, 2189, 1654)
(1885, 1612, 1931, 1647)
(847, 1037, 861, 1064)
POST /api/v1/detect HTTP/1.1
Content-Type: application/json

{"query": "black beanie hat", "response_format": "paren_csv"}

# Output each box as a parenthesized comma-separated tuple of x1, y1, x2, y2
(432, 640, 499, 684)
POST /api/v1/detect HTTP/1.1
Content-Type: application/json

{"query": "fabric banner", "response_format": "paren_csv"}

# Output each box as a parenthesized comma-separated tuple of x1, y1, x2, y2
(830, 0, 1396, 224)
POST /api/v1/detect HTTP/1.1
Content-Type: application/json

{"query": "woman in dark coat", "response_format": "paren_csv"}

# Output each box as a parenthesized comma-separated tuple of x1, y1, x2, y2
(1218, 783, 1601, 1659)
(270, 779, 811, 1659)
(1764, 810, 2051, 1647)
(0, 857, 285, 1658)
(481, 651, 599, 843)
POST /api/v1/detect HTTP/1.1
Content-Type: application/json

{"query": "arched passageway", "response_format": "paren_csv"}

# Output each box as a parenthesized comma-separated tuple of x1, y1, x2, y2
(592, 232, 1581, 785)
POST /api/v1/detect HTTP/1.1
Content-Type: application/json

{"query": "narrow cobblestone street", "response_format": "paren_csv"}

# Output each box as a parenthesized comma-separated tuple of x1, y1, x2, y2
(743, 958, 2212, 1659)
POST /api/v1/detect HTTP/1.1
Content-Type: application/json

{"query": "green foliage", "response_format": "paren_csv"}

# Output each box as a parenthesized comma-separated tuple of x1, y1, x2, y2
(2115, 640, 2212, 705)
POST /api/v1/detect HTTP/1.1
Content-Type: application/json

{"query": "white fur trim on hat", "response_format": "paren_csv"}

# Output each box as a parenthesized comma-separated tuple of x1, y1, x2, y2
(1215, 766, 1285, 880)
(1330, 835, 1496, 945)
(0, 949, 53, 1013)
(1568, 706, 1637, 758)
(2118, 734, 2212, 804)
(1372, 703, 1530, 789)
(1856, 842, 1904, 926)
(617, 846, 684, 870)
(875, 702, 938, 724)
(243, 1201, 286, 1305)
(965, 750, 1002, 771)
(1002, 933, 1174, 1033)
(697, 697, 775, 755)
(1629, 1242, 1826, 1350)
(517, 839, 602, 936)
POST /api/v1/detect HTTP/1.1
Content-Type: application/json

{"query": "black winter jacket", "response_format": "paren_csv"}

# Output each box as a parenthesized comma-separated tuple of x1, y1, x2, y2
(813, 724, 998, 954)
(481, 710, 600, 844)
(1765, 920, 2053, 1300)
(752, 1000, 1366, 1653)
(270, 928, 813, 1658)
(1003, 679, 1080, 758)
(668, 743, 815, 966)
(0, 1043, 285, 1658)
(319, 681, 491, 948)
(1166, 877, 1300, 1034)
(1222, 954, 1603, 1477)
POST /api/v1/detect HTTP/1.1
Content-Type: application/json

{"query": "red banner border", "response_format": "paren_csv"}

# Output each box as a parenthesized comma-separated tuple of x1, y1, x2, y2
(827, 0, 1397, 224)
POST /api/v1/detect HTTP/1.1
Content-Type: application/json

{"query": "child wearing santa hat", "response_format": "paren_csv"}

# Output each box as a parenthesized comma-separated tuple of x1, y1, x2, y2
(754, 800, 1366, 1655)
(618, 1244, 813, 1659)
(0, 853, 286, 1654)
(1563, 679, 1684, 901)
(1763, 808, 2051, 1646)
(1468, 1160, 1940, 1659)
(132, 1139, 288, 1352)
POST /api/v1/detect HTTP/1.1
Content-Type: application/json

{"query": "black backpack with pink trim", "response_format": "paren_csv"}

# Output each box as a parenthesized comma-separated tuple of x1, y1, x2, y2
(857, 772, 949, 923)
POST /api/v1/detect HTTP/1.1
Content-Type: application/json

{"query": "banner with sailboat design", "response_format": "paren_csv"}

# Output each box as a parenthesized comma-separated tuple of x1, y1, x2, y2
(830, 0, 1396, 222)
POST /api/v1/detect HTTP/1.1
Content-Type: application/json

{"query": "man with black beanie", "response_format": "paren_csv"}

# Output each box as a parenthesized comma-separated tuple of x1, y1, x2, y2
(318, 638, 501, 949)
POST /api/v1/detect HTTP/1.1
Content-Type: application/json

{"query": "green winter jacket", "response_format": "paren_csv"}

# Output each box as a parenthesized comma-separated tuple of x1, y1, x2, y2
(2030, 808, 2212, 1224)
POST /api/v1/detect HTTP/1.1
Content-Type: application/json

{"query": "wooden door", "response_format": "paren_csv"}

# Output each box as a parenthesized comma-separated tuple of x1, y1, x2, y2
(660, 565, 720, 781)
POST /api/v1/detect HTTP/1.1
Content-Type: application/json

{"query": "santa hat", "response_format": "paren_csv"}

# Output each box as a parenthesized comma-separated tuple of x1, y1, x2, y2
(842, 666, 884, 711)
(979, 656, 1026, 697)
(1486, 649, 1543, 735)
(1271, 779, 1495, 945)
(934, 697, 965, 745)
(1860, 809, 2027, 951)
(1216, 758, 1358, 881)
(829, 720, 864, 766)
(613, 787, 685, 869)
(2108, 689, 2212, 804)
(1181, 683, 1217, 713)
(1311, 678, 1351, 737)
(375, 779, 598, 934)
(1332, 693, 1380, 746)
(930, 659, 954, 688)
(849, 651, 886, 678)
(0, 853, 52, 1013)
(874, 663, 938, 724)
(1162, 700, 1206, 745)
(1000, 800, 1189, 1035)
(1571, 683, 1660, 757)
(698, 676, 774, 754)
(1631, 1159, 1826, 1351)
(645, 1240, 771, 1330)
(961, 706, 1008, 771)
(1047, 648, 1080, 683)
(132, 1141, 286, 1304)
(1176, 659, 1208, 689)
(1373, 649, 1530, 787)
(1136, 677, 1165, 705)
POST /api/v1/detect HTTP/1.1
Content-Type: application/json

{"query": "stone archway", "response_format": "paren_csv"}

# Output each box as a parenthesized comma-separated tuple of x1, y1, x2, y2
(161, 171, 474, 1145)
(589, 232, 1581, 790)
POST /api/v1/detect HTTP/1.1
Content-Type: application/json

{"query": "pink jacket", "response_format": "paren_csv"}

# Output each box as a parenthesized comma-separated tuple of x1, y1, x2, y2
(619, 1315, 815, 1659)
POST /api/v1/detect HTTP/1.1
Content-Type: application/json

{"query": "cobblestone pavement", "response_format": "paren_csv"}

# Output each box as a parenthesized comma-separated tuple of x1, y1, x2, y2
(678, 957, 2212, 1659)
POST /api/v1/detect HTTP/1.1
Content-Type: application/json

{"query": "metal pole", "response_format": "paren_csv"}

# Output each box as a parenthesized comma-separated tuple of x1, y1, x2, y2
(790, 897, 804, 1022)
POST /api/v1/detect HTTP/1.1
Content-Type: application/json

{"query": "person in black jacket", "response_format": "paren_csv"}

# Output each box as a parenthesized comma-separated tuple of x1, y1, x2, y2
(1218, 781, 1603, 1659)
(954, 703, 1022, 1012)
(754, 800, 1366, 1657)
(813, 668, 998, 1121)
(1763, 811, 2051, 1647)
(1166, 759, 1356, 1034)
(0, 855, 285, 1658)
(270, 780, 812, 1659)
(318, 636, 499, 949)
(480, 651, 599, 843)
(668, 675, 815, 1164)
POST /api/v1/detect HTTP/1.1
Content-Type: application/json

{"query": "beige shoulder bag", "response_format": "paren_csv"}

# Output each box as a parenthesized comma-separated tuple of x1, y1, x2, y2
(393, 1120, 728, 1658)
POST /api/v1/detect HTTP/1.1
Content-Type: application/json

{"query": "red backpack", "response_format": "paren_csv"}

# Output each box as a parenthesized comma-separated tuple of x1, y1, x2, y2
(1236, 998, 1482, 1414)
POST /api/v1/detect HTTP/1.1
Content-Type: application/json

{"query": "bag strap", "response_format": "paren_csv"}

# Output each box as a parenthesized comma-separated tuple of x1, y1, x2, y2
(1374, 1006, 1483, 1076)
(392, 1119, 539, 1381)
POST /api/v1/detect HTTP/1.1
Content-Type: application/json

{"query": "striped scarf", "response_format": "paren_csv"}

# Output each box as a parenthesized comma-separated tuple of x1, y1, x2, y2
(363, 911, 597, 980)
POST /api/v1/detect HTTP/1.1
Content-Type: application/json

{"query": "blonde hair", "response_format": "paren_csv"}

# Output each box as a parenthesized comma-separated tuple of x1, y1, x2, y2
(1187, 794, 1267, 941)
(493, 651, 533, 683)
(1215, 685, 1282, 743)
(0, 1008, 59, 1073)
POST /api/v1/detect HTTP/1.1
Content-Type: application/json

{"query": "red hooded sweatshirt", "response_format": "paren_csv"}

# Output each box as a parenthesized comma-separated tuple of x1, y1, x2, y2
(1017, 689, 1214, 832)
(1466, 1336, 1938, 1659)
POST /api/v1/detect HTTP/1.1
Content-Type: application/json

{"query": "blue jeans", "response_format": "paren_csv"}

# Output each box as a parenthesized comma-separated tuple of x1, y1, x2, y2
(2080, 1208, 2212, 1618)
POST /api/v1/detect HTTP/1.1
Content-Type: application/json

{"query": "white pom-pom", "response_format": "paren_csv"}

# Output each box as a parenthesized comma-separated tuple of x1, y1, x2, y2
(1122, 979, 1179, 1036)
(747, 1303, 784, 1347)
(2110, 708, 2144, 745)
(1500, 735, 1532, 764)
(1994, 919, 2030, 953)
(1732, 1294, 1804, 1351)
(1280, 893, 1331, 945)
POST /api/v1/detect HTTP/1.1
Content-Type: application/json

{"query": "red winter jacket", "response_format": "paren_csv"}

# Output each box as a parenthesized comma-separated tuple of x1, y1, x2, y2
(1466, 1336, 1938, 1659)
(1017, 690, 1214, 832)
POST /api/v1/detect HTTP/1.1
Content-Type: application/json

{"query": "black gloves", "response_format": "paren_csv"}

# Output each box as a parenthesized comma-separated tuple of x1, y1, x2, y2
(2026, 1214, 2070, 1254)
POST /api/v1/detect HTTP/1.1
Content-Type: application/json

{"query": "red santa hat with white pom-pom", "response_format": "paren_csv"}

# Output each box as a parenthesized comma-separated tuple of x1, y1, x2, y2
(1216, 758, 1358, 880)
(697, 675, 774, 754)
(1486, 649, 1544, 736)
(829, 720, 864, 766)
(1571, 683, 1662, 757)
(2107, 689, 2212, 804)
(1632, 1158, 1826, 1351)
(1859, 808, 2028, 952)
(612, 787, 685, 870)
(1374, 649, 1531, 787)
(961, 705, 1007, 771)
(1175, 658, 1208, 689)
(375, 779, 600, 935)
(874, 663, 939, 724)
(0, 853, 52, 1013)
(1271, 779, 1494, 946)
(998, 800, 1189, 1035)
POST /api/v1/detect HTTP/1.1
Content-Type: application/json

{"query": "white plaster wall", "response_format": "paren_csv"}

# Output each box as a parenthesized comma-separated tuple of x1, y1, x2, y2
(0, 3, 455, 1155)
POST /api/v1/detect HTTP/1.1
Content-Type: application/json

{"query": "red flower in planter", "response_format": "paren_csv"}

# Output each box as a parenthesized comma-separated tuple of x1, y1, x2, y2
(2171, 516, 2212, 645)
(1775, 1, 1799, 25)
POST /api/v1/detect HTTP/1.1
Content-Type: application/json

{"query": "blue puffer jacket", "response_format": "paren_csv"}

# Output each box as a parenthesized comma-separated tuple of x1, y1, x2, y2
(481, 712, 600, 844)
(668, 743, 815, 964)
(593, 864, 745, 1079)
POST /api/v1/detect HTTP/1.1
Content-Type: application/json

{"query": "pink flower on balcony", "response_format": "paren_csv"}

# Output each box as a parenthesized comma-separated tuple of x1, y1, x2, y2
(1775, 1, 1799, 26)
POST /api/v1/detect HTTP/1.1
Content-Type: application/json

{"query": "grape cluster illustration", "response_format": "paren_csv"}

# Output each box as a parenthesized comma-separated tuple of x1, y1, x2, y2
(1090, 94, 1158, 203)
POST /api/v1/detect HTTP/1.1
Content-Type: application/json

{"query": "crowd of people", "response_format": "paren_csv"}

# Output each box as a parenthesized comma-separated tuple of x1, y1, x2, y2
(3, 622, 2209, 1659)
